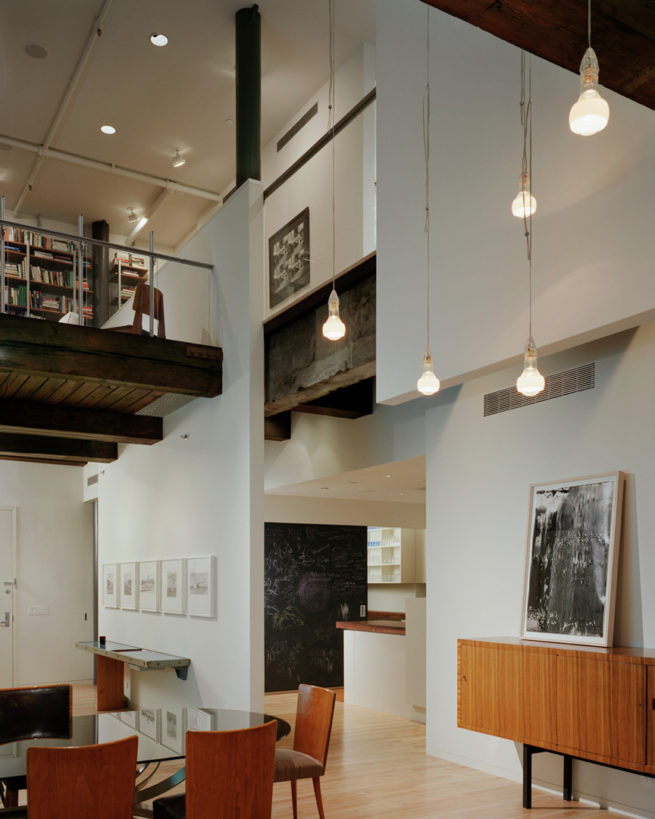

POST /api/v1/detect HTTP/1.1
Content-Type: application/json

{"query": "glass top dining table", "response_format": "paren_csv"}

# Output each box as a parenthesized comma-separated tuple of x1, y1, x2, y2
(0, 707, 290, 817)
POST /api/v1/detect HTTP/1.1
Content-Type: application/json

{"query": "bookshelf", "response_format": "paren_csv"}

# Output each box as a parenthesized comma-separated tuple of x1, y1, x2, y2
(109, 252, 148, 309)
(367, 527, 416, 584)
(2, 227, 93, 322)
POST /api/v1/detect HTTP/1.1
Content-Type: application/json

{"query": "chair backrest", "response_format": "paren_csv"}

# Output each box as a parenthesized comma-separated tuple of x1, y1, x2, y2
(26, 734, 138, 819)
(185, 719, 277, 819)
(132, 281, 166, 338)
(293, 684, 336, 773)
(0, 684, 71, 744)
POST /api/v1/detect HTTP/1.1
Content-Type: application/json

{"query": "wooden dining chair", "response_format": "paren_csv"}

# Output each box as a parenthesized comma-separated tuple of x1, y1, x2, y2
(152, 719, 277, 819)
(0, 684, 71, 808)
(274, 684, 336, 819)
(26, 734, 138, 819)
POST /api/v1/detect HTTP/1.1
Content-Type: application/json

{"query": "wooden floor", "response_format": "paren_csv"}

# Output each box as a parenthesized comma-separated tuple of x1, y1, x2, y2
(69, 685, 616, 818)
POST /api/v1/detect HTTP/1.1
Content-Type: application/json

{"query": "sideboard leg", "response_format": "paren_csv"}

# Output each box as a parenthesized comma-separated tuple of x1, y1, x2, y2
(563, 755, 572, 801)
(523, 745, 533, 809)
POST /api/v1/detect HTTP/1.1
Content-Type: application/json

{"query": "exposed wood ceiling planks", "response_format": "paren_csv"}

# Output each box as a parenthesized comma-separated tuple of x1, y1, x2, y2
(424, 0, 655, 111)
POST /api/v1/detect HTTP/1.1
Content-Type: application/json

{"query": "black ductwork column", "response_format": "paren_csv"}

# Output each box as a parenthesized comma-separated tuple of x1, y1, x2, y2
(235, 4, 261, 186)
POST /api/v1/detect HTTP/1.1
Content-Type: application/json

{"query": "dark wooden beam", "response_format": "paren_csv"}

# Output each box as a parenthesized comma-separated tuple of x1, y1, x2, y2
(0, 400, 162, 444)
(0, 434, 117, 464)
(264, 411, 291, 442)
(424, 0, 655, 111)
(295, 378, 375, 420)
(0, 314, 222, 397)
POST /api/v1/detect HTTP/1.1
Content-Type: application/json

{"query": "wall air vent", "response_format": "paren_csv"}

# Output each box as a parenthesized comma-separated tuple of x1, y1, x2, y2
(484, 362, 595, 417)
(276, 102, 319, 152)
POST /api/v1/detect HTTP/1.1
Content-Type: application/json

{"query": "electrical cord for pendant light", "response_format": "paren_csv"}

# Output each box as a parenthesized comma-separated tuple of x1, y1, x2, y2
(516, 52, 545, 398)
(417, 4, 440, 396)
(321, 0, 346, 341)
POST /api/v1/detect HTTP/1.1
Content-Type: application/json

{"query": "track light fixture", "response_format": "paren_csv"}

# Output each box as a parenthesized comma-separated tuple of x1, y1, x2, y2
(172, 149, 186, 168)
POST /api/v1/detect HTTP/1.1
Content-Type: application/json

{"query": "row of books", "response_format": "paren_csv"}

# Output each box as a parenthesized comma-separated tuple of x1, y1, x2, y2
(2, 262, 91, 291)
(3, 226, 73, 252)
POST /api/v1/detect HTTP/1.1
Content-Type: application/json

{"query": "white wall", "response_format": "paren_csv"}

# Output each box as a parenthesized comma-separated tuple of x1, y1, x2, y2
(376, 0, 655, 405)
(97, 181, 266, 711)
(0, 462, 94, 684)
(263, 44, 376, 321)
(425, 324, 655, 816)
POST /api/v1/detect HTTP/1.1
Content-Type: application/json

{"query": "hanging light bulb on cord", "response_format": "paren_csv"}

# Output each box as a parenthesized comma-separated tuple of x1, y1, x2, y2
(512, 54, 537, 219)
(516, 52, 546, 399)
(569, 0, 609, 136)
(416, 6, 440, 397)
(321, 0, 346, 342)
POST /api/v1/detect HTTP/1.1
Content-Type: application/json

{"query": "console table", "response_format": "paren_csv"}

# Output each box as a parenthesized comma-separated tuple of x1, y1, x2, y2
(75, 640, 191, 711)
(457, 638, 655, 808)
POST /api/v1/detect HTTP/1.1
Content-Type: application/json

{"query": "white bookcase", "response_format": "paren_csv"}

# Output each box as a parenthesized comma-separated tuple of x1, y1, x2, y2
(367, 527, 416, 584)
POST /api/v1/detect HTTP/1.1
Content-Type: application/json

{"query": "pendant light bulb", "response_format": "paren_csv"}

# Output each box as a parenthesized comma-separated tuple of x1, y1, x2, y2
(511, 172, 537, 218)
(322, 288, 346, 341)
(417, 349, 440, 396)
(516, 336, 545, 397)
(569, 47, 609, 136)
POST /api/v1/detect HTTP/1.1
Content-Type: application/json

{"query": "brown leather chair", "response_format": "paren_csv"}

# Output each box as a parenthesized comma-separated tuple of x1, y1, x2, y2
(152, 719, 277, 819)
(26, 734, 137, 819)
(274, 684, 336, 819)
(0, 684, 71, 807)
(113, 281, 166, 338)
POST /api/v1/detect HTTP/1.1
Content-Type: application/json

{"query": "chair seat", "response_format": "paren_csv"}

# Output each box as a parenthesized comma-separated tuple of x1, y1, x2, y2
(274, 748, 323, 782)
(152, 793, 185, 819)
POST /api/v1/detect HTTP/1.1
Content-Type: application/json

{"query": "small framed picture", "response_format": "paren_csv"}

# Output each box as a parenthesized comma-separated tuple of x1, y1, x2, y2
(103, 563, 118, 608)
(120, 710, 137, 729)
(138, 560, 159, 613)
(161, 559, 185, 615)
(186, 556, 215, 618)
(120, 562, 137, 610)
(139, 708, 159, 742)
(162, 707, 185, 754)
(521, 471, 624, 647)
(187, 707, 215, 731)
(268, 207, 310, 307)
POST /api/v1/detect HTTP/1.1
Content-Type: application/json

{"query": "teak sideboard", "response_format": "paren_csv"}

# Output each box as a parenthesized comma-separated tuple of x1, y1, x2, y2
(457, 638, 655, 808)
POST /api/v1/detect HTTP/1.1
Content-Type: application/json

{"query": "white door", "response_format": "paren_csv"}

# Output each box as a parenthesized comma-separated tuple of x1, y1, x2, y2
(0, 507, 16, 687)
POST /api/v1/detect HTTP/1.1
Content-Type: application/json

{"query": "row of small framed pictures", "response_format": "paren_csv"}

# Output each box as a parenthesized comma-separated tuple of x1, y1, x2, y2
(113, 706, 214, 754)
(103, 557, 215, 618)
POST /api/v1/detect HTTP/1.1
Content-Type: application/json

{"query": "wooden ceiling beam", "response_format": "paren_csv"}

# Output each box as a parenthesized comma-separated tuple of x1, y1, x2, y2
(0, 434, 117, 464)
(0, 400, 162, 444)
(424, 0, 655, 111)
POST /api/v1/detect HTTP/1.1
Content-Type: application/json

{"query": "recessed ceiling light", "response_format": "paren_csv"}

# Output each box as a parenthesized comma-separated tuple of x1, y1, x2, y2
(225, 117, 234, 126)
(150, 33, 168, 47)
(172, 149, 186, 168)
(25, 44, 48, 59)
(100, 124, 116, 135)
(384, 474, 392, 479)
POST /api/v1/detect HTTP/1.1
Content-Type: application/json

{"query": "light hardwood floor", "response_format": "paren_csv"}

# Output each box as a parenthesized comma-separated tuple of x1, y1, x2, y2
(70, 685, 615, 818)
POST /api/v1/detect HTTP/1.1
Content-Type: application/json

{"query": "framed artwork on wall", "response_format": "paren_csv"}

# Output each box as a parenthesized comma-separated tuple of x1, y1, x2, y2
(162, 707, 185, 754)
(521, 471, 624, 647)
(103, 563, 118, 608)
(268, 207, 310, 308)
(120, 562, 137, 610)
(139, 708, 159, 742)
(161, 559, 185, 615)
(186, 556, 215, 618)
(138, 560, 159, 613)
(187, 707, 215, 731)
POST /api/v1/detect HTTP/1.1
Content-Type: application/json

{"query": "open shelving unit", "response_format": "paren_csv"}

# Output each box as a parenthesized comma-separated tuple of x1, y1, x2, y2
(2, 227, 93, 322)
(367, 527, 416, 584)
(109, 252, 148, 309)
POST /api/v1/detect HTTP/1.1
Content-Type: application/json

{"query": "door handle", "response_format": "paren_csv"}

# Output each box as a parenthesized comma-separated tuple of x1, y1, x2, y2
(0, 611, 9, 627)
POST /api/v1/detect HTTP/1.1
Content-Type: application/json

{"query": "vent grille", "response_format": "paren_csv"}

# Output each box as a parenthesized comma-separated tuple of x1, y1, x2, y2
(484, 363, 595, 417)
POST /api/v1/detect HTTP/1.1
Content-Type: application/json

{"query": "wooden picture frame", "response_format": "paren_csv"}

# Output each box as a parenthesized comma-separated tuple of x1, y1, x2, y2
(268, 207, 310, 308)
(186, 556, 215, 618)
(103, 563, 118, 608)
(161, 559, 185, 615)
(120, 562, 137, 610)
(138, 560, 159, 613)
(521, 471, 624, 647)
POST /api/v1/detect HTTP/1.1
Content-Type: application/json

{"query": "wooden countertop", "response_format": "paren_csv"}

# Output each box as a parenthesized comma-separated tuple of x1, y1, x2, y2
(336, 619, 406, 636)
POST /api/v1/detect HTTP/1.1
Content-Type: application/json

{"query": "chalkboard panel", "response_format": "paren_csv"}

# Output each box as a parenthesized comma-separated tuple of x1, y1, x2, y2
(265, 522, 367, 692)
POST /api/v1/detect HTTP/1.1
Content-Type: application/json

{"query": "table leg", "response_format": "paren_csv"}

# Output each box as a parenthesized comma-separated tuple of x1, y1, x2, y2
(563, 755, 573, 801)
(523, 745, 533, 809)
(96, 655, 125, 710)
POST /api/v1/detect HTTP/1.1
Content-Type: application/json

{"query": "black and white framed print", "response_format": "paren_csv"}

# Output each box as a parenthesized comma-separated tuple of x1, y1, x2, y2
(268, 207, 310, 307)
(120, 562, 137, 610)
(186, 556, 215, 618)
(521, 472, 624, 647)
(138, 560, 159, 613)
(161, 559, 185, 615)
(103, 563, 118, 608)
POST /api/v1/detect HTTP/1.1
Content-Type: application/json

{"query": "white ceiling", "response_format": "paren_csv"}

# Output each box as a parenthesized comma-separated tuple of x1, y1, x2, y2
(0, 0, 376, 250)
(266, 455, 427, 505)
